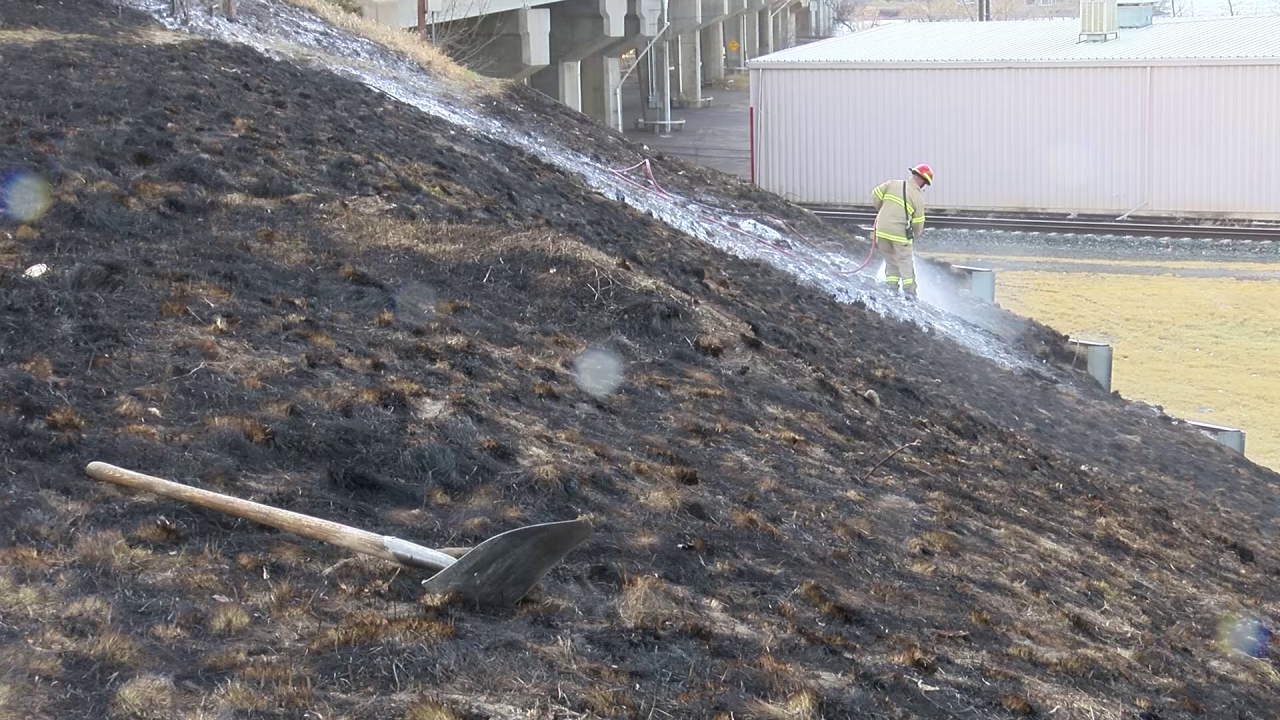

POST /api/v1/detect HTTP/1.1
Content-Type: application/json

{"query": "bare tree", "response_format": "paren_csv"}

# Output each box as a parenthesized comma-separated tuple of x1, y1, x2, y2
(398, 0, 504, 74)
(823, 0, 882, 32)
(908, 0, 966, 21)
(987, 0, 1023, 19)
(829, 0, 857, 31)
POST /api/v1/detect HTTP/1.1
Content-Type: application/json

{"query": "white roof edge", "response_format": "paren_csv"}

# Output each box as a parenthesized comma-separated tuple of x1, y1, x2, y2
(747, 57, 1280, 70)
(747, 15, 1280, 65)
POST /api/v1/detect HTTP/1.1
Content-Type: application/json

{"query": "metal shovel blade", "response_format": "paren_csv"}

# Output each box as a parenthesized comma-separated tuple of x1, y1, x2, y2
(421, 518, 592, 607)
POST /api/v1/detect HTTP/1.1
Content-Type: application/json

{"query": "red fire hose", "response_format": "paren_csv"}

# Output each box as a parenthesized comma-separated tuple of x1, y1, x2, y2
(838, 220, 878, 276)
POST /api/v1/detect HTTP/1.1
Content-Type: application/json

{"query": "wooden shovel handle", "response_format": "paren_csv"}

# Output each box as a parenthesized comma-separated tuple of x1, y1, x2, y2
(85, 461, 399, 565)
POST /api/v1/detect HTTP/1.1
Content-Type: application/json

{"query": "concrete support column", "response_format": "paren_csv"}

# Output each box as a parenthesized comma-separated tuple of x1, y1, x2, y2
(804, 0, 828, 38)
(724, 14, 743, 70)
(652, 40, 674, 128)
(531, 0, 626, 118)
(670, 0, 702, 106)
(758, 6, 774, 55)
(701, 21, 726, 84)
(781, 5, 796, 48)
(699, 0, 729, 83)
(581, 55, 621, 124)
(531, 60, 583, 110)
(795, 5, 811, 41)
(743, 9, 760, 61)
(636, 47, 657, 127)
(677, 32, 701, 104)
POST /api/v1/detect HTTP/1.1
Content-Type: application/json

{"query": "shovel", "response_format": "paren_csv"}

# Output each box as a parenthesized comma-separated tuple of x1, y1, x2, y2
(84, 461, 591, 607)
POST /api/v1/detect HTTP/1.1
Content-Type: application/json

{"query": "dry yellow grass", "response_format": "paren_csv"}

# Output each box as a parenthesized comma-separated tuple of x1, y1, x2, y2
(281, 0, 487, 88)
(927, 253, 1280, 273)
(208, 603, 252, 635)
(0, 29, 98, 44)
(109, 674, 175, 720)
(995, 269, 1280, 470)
(405, 696, 464, 720)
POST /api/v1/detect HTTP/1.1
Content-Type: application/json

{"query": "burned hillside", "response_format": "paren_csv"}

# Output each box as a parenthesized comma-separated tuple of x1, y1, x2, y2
(1, 2, 1277, 719)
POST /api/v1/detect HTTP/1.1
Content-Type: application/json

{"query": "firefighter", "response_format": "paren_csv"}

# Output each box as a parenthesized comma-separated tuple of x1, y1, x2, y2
(871, 164, 932, 299)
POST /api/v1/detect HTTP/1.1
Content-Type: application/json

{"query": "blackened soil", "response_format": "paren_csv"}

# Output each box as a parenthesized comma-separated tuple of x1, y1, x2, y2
(1, 3, 1276, 720)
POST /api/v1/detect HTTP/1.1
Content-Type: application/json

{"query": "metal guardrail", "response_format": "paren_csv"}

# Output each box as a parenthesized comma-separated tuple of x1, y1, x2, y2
(1185, 420, 1247, 455)
(807, 207, 1280, 241)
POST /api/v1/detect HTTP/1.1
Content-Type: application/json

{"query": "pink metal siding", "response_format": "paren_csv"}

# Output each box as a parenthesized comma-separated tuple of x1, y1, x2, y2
(1147, 65, 1280, 218)
(750, 64, 1280, 220)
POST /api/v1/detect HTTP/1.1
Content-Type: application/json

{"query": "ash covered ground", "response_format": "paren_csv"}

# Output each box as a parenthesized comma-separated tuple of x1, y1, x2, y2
(1, 2, 1277, 719)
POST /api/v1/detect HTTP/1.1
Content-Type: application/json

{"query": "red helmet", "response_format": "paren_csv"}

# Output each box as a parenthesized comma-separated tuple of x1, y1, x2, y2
(910, 163, 933, 186)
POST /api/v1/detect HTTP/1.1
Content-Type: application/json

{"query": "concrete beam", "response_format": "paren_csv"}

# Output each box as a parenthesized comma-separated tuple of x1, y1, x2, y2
(596, 0, 663, 58)
(546, 0, 628, 62)
(670, 0, 735, 34)
(669, 0, 701, 32)
(634, 0, 663, 36)
(702, 0, 729, 21)
(530, 0, 625, 114)
(467, 8, 551, 80)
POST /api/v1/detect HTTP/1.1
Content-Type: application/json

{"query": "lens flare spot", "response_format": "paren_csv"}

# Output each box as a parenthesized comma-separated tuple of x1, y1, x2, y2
(573, 347, 623, 400)
(394, 280, 437, 326)
(1217, 615, 1270, 659)
(2, 170, 53, 223)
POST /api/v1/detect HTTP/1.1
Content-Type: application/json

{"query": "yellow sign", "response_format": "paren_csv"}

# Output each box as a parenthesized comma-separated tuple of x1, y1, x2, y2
(727, 39, 740, 52)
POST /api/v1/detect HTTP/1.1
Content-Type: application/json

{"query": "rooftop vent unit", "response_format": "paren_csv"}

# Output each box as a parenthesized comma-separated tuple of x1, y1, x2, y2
(1117, 0, 1155, 28)
(1080, 0, 1119, 42)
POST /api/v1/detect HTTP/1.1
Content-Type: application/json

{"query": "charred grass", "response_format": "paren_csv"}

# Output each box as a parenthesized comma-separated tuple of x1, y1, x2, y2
(0, 2, 1276, 719)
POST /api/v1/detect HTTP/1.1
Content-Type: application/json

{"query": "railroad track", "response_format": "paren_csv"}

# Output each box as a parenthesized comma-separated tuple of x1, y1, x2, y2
(807, 208, 1280, 241)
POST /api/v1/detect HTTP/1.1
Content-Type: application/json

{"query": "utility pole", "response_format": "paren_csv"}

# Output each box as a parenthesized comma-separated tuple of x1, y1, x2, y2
(418, 0, 427, 39)
(223, 0, 236, 21)
(978, 0, 990, 21)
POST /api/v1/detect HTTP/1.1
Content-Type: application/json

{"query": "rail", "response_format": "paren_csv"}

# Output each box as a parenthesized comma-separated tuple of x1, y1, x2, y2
(807, 207, 1280, 241)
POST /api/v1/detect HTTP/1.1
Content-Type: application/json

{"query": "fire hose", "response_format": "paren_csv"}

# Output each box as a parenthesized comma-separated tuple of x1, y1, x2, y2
(847, 221, 878, 274)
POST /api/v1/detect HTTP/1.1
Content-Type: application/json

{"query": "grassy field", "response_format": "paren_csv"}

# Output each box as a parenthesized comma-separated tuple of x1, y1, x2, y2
(945, 262, 1280, 471)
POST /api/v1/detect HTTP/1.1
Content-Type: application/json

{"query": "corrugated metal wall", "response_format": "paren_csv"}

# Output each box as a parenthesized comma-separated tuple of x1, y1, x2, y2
(1148, 65, 1280, 217)
(750, 63, 1280, 219)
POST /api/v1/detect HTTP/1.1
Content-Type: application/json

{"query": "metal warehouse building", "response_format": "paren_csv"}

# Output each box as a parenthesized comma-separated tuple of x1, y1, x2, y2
(747, 2, 1280, 221)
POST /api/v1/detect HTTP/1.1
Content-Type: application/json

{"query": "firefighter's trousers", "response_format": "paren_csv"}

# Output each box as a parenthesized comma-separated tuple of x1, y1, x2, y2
(876, 238, 916, 295)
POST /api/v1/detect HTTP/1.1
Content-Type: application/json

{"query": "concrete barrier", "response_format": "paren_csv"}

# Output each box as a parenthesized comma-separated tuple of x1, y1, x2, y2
(1185, 420, 1246, 455)
(1067, 338, 1112, 392)
(950, 264, 995, 303)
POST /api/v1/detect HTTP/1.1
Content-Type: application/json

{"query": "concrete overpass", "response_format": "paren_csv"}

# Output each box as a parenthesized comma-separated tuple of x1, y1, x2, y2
(358, 0, 833, 131)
